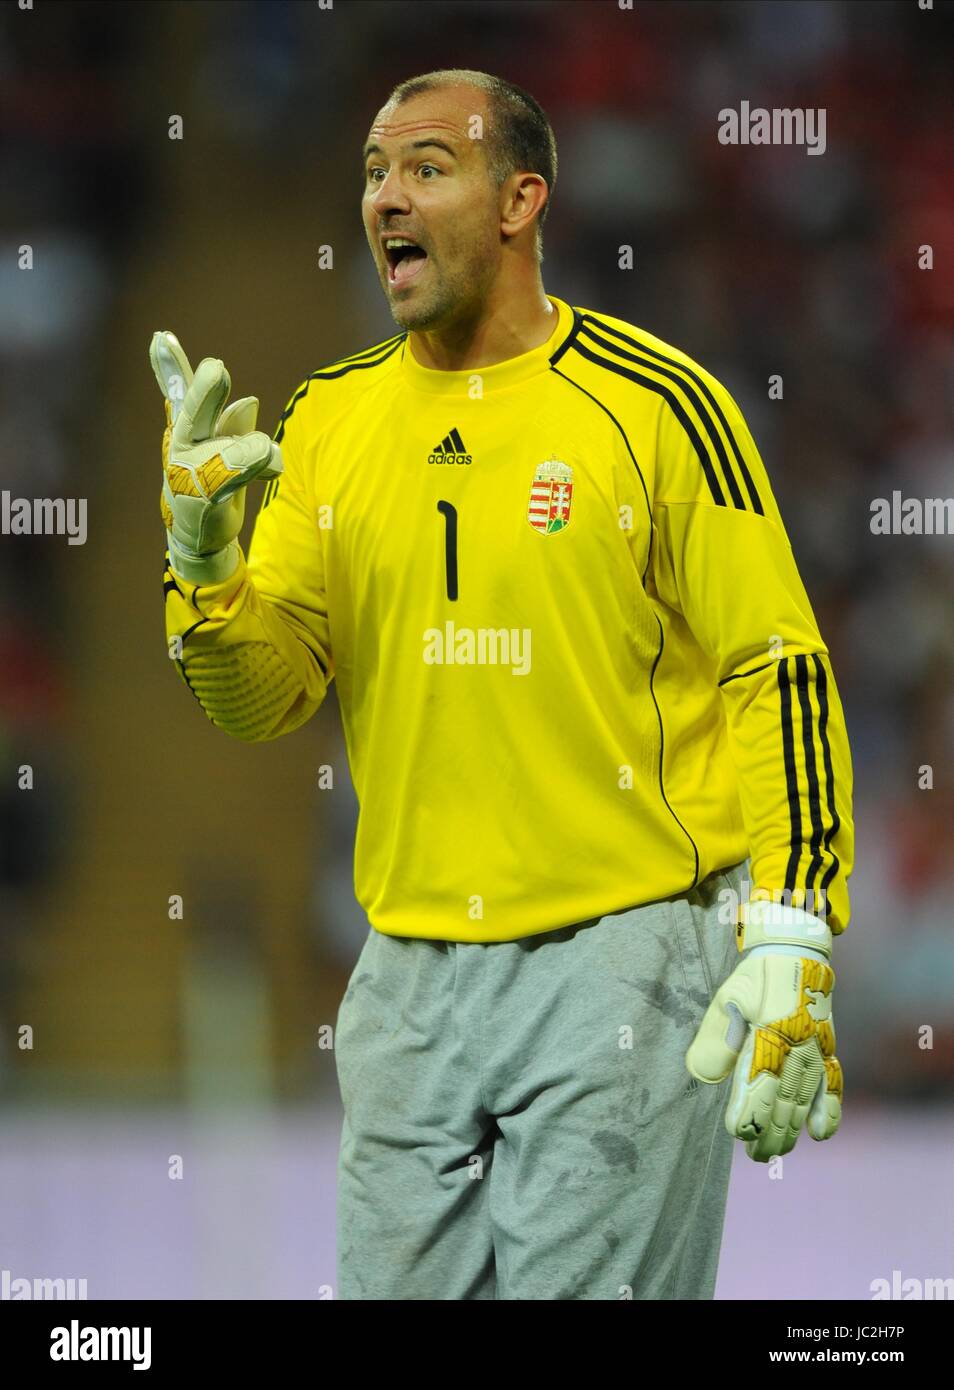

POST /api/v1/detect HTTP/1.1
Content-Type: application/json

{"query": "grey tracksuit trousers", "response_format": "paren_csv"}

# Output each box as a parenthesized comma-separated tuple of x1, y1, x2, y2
(334, 859, 747, 1300)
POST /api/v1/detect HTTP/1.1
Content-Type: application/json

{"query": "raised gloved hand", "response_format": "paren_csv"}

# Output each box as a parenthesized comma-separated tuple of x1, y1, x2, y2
(150, 330, 282, 583)
(685, 898, 842, 1162)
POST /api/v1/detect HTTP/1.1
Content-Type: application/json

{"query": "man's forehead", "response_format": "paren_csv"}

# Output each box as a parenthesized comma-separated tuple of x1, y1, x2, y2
(366, 92, 488, 149)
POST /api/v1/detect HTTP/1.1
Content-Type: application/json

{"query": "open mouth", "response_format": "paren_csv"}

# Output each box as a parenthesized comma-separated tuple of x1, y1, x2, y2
(384, 237, 428, 288)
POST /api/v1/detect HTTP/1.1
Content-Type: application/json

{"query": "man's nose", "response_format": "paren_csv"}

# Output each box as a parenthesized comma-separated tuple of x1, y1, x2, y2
(369, 170, 412, 215)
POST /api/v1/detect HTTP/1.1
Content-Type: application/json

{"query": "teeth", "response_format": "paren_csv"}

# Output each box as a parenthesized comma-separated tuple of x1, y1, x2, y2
(385, 238, 417, 248)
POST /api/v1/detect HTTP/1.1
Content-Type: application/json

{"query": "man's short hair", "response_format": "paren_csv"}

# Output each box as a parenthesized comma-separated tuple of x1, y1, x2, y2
(385, 68, 558, 261)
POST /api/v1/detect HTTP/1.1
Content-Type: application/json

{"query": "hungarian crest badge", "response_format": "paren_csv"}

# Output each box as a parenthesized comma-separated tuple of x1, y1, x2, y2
(527, 459, 574, 534)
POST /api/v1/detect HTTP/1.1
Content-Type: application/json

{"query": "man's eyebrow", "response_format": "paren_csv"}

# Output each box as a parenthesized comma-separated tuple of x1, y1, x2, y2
(362, 138, 460, 163)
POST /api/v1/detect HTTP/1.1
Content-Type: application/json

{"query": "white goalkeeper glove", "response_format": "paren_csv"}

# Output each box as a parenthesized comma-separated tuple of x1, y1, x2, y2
(149, 330, 282, 583)
(685, 899, 842, 1163)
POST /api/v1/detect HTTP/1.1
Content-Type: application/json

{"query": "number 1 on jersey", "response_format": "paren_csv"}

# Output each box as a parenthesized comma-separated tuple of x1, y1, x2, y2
(437, 500, 459, 601)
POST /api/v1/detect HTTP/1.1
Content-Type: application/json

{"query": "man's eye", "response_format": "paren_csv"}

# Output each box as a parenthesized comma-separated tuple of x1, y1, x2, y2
(366, 163, 440, 184)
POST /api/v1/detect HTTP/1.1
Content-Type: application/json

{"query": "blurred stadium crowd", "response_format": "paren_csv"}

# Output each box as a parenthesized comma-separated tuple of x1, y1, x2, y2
(0, 0, 952, 1104)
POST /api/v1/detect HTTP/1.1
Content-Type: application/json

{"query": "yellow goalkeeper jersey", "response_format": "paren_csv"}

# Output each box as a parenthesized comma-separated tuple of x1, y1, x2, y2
(164, 293, 854, 942)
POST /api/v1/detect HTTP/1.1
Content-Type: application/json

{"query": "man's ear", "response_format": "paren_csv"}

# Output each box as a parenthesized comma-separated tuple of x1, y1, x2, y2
(501, 172, 548, 242)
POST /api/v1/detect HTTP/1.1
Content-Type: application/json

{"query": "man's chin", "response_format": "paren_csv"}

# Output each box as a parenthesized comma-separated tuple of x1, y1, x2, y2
(387, 291, 446, 333)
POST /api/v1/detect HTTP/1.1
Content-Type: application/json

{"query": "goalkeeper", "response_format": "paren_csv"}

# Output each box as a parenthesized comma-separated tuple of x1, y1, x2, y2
(152, 68, 854, 1301)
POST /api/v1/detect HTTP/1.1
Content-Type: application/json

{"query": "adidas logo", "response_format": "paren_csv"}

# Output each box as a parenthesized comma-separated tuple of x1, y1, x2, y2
(428, 428, 472, 465)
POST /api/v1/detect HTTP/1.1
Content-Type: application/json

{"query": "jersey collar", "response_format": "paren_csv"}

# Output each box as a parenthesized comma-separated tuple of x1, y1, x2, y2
(399, 294, 575, 395)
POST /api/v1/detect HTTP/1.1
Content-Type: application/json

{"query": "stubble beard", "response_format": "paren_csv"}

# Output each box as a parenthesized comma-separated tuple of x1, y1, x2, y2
(386, 248, 496, 334)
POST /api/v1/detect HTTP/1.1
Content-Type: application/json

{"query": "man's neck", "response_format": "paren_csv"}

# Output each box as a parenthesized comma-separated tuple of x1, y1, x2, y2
(408, 287, 557, 372)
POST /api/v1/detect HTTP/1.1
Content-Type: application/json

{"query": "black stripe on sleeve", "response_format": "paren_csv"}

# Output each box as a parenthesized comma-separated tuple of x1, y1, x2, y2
(569, 338, 727, 506)
(778, 659, 803, 892)
(813, 654, 842, 907)
(581, 314, 764, 514)
(580, 320, 745, 508)
(794, 654, 826, 892)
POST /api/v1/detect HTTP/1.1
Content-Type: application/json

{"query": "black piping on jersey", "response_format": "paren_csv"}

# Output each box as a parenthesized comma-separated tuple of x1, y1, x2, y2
(550, 355, 700, 891)
(648, 612, 701, 891)
(162, 568, 182, 600)
(164, 560, 213, 642)
(548, 303, 584, 366)
(579, 313, 764, 515)
(164, 558, 208, 709)
(162, 553, 185, 603)
(549, 363, 653, 583)
(778, 654, 840, 907)
(273, 333, 406, 442)
(334, 333, 406, 365)
(176, 656, 203, 710)
(263, 334, 407, 508)
(180, 615, 210, 643)
(164, 557, 330, 685)
(718, 659, 774, 687)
